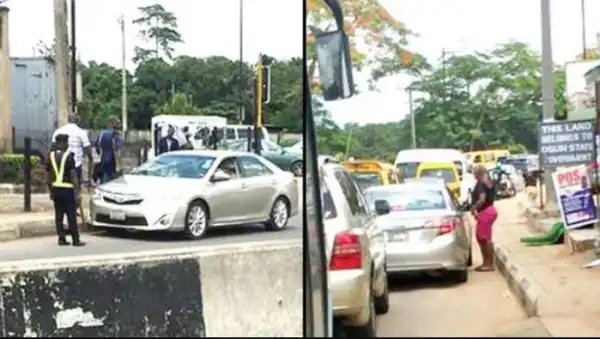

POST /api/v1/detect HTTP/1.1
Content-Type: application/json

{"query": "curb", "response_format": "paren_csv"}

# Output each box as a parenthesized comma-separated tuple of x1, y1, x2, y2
(0, 218, 95, 242)
(493, 244, 541, 317)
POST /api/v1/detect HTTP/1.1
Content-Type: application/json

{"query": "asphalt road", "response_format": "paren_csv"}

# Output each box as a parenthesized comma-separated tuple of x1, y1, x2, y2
(375, 240, 550, 337)
(0, 215, 302, 263)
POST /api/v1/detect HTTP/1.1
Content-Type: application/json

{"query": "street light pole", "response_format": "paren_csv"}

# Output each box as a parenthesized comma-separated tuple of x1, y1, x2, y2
(540, 0, 557, 208)
(581, 0, 587, 59)
(238, 0, 245, 124)
(69, 0, 77, 116)
(406, 87, 416, 149)
(118, 15, 128, 133)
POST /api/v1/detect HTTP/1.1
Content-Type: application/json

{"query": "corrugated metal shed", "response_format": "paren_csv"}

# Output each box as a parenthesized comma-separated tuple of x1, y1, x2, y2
(10, 57, 58, 152)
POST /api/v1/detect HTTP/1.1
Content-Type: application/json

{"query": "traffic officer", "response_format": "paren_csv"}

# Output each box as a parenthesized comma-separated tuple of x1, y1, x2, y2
(46, 134, 85, 246)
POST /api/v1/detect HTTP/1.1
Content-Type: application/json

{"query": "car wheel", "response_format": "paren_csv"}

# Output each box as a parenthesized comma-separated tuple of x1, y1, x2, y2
(346, 288, 376, 338)
(184, 200, 209, 240)
(450, 268, 469, 283)
(265, 197, 290, 231)
(290, 161, 303, 177)
(374, 274, 390, 315)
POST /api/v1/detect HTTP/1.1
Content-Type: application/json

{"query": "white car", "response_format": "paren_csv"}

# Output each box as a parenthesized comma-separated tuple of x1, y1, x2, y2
(321, 163, 389, 337)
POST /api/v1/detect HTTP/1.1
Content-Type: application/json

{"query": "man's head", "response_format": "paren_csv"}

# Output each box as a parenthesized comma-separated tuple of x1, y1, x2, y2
(108, 115, 121, 130)
(473, 164, 489, 180)
(67, 113, 80, 125)
(167, 125, 175, 137)
(55, 134, 69, 151)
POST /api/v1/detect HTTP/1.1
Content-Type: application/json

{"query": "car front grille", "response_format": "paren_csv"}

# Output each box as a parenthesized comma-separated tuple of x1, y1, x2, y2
(103, 197, 143, 205)
(95, 213, 148, 226)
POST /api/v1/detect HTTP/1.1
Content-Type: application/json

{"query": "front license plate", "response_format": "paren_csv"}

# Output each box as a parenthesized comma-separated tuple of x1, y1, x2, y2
(109, 211, 126, 221)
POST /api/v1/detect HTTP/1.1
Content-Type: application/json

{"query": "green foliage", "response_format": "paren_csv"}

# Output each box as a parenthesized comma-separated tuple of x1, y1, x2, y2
(0, 154, 46, 187)
(317, 41, 565, 160)
(72, 3, 303, 133)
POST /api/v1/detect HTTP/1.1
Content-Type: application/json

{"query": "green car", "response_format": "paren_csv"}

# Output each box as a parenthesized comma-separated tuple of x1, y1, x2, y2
(229, 139, 303, 176)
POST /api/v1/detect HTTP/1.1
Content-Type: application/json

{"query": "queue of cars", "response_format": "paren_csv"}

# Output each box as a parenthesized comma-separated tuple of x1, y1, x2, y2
(326, 148, 534, 336)
(323, 155, 476, 337)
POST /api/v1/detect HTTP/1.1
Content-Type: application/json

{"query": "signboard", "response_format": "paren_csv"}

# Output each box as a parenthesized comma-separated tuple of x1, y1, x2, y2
(539, 120, 595, 168)
(552, 165, 598, 230)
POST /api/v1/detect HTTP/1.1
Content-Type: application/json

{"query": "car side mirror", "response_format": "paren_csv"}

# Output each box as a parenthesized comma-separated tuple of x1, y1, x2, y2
(316, 30, 355, 101)
(210, 170, 231, 183)
(374, 199, 391, 216)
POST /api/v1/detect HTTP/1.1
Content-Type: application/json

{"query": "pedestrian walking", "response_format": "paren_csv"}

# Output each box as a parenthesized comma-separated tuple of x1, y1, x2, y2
(471, 164, 498, 272)
(95, 116, 123, 184)
(47, 134, 85, 246)
(52, 113, 94, 223)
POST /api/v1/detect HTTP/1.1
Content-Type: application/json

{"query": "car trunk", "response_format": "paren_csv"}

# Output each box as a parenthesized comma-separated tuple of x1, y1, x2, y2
(377, 210, 453, 245)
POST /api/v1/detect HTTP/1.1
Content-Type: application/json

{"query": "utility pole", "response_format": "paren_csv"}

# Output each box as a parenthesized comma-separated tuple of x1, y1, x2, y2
(118, 14, 127, 133)
(540, 0, 557, 209)
(0, 6, 12, 152)
(441, 48, 447, 100)
(69, 0, 77, 116)
(581, 0, 587, 59)
(407, 87, 416, 149)
(238, 0, 245, 124)
(54, 0, 70, 126)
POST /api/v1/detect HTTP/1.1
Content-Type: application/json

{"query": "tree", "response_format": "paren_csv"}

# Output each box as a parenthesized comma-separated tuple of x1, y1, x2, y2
(132, 3, 183, 63)
(575, 47, 599, 61)
(321, 41, 568, 161)
(155, 92, 201, 115)
(306, 0, 429, 91)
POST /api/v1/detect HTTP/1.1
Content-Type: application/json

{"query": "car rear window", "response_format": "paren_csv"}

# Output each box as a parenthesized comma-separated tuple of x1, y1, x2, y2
(321, 179, 337, 220)
(349, 172, 381, 191)
(396, 162, 420, 178)
(364, 190, 447, 212)
(418, 168, 456, 184)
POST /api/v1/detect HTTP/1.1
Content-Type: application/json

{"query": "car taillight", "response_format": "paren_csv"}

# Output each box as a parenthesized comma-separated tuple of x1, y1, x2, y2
(589, 161, 598, 169)
(329, 231, 362, 271)
(437, 217, 461, 236)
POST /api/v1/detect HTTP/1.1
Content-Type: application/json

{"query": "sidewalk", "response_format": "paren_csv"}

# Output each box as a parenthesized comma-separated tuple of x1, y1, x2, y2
(493, 197, 600, 336)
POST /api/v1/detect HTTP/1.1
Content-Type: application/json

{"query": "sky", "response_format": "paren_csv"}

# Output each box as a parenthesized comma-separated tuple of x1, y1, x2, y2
(324, 0, 600, 126)
(6, 0, 303, 70)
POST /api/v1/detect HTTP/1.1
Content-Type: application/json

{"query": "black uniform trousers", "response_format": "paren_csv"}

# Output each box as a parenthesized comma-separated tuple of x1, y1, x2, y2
(52, 187, 80, 241)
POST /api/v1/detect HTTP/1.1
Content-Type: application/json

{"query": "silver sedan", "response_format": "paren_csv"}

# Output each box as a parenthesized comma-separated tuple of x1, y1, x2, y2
(90, 150, 299, 239)
(363, 182, 472, 283)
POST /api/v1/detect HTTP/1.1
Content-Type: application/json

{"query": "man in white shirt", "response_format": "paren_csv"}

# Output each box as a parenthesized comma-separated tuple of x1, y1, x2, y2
(52, 114, 94, 190)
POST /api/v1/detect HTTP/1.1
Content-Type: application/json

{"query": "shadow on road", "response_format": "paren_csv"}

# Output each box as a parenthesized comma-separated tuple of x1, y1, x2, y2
(388, 271, 466, 292)
(91, 223, 291, 242)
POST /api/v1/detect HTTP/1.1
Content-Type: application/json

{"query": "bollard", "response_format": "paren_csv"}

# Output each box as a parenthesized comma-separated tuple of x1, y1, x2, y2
(23, 137, 32, 212)
(142, 143, 148, 162)
(137, 146, 143, 166)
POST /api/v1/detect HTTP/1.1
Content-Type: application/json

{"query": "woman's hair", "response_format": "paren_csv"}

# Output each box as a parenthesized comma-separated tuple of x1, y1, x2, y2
(473, 165, 488, 179)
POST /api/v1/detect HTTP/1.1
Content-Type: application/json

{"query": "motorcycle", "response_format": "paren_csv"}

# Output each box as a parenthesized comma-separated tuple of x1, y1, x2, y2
(490, 169, 516, 198)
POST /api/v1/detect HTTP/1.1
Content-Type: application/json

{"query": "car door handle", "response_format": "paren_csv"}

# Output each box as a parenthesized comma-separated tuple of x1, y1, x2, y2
(271, 179, 277, 185)
(241, 183, 248, 189)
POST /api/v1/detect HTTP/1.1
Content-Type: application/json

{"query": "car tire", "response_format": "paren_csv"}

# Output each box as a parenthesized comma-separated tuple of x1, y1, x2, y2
(451, 268, 469, 283)
(346, 288, 377, 338)
(183, 200, 209, 240)
(290, 161, 303, 177)
(265, 197, 290, 231)
(374, 274, 390, 315)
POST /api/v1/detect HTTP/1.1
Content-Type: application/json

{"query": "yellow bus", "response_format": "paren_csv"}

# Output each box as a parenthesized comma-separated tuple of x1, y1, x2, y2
(416, 161, 461, 200)
(341, 159, 402, 191)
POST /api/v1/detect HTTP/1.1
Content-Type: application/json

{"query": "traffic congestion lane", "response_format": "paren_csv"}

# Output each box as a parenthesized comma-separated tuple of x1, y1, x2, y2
(376, 245, 550, 337)
(0, 215, 301, 262)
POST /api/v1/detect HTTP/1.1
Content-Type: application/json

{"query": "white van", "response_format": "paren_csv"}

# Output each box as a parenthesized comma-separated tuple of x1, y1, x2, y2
(394, 148, 475, 202)
(222, 125, 271, 143)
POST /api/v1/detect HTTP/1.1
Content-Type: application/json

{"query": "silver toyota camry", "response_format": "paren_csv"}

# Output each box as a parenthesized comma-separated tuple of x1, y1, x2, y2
(90, 150, 300, 239)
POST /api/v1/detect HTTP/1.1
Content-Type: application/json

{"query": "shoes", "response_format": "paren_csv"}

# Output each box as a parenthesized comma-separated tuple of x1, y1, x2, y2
(58, 238, 70, 246)
(72, 241, 86, 247)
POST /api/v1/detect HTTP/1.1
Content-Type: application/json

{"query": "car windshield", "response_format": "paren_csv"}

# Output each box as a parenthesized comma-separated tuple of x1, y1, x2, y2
(396, 162, 420, 178)
(130, 154, 215, 179)
(350, 172, 381, 191)
(364, 189, 447, 212)
(505, 158, 528, 171)
(418, 168, 456, 184)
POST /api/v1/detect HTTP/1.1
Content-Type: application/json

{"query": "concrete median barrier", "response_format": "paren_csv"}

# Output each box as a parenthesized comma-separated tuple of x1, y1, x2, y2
(0, 240, 302, 337)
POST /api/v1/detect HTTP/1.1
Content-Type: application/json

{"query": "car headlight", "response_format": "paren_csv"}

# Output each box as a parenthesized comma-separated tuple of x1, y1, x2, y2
(92, 188, 104, 200)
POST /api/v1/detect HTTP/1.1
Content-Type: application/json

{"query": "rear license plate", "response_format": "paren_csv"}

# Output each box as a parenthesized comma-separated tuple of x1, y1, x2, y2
(390, 232, 408, 242)
(109, 211, 126, 221)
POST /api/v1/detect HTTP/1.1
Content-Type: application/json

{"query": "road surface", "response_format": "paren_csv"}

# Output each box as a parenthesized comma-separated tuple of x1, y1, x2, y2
(0, 215, 301, 262)
(375, 243, 550, 337)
